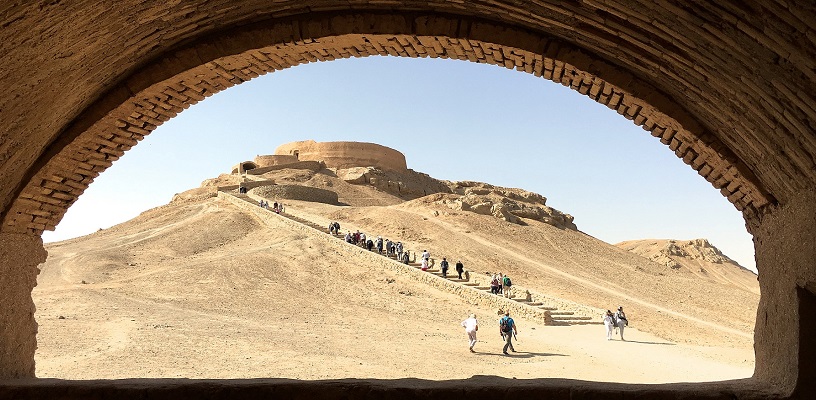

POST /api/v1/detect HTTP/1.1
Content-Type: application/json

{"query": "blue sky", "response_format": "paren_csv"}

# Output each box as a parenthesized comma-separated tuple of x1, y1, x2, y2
(42, 56, 756, 271)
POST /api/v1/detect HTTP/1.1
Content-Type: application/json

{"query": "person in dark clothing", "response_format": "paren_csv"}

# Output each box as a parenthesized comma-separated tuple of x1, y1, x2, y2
(440, 257, 449, 278)
(455, 260, 464, 279)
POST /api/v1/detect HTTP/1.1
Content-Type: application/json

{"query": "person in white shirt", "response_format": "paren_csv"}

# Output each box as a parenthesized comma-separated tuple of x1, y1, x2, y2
(461, 314, 479, 352)
(602, 310, 614, 340)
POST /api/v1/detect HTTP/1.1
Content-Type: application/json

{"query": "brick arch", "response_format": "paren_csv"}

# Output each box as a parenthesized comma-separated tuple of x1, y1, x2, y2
(0, 12, 775, 234)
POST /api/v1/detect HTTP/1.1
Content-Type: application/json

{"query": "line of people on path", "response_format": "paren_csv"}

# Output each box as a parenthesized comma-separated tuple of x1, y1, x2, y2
(326, 222, 468, 279)
(602, 306, 629, 341)
(257, 199, 284, 214)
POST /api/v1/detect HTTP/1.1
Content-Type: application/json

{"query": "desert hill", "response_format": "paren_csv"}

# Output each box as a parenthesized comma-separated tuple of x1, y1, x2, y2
(616, 239, 759, 295)
(33, 159, 758, 381)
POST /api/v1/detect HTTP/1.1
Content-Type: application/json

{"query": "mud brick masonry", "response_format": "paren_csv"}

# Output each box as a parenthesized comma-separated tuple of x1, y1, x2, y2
(0, 1, 815, 399)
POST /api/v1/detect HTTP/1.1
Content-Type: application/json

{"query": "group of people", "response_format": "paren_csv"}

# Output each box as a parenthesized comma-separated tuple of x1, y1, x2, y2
(460, 305, 630, 355)
(602, 306, 629, 340)
(327, 223, 468, 279)
(460, 310, 518, 355)
(329, 224, 414, 265)
(258, 199, 284, 214)
(489, 273, 513, 298)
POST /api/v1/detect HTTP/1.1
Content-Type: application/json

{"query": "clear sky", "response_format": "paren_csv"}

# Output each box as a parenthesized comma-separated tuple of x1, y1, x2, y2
(42, 56, 757, 271)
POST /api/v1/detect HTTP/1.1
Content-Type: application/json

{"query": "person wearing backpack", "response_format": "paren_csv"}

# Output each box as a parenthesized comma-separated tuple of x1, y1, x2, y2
(499, 311, 517, 355)
(440, 257, 449, 278)
(502, 275, 513, 298)
(455, 260, 465, 279)
(615, 306, 629, 341)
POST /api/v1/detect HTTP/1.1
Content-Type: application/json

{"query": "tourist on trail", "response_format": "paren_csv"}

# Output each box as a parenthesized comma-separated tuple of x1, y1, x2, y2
(615, 306, 629, 341)
(344, 232, 352, 244)
(499, 311, 517, 355)
(359, 232, 366, 247)
(376, 236, 384, 254)
(440, 257, 449, 278)
(396, 242, 404, 259)
(490, 274, 501, 295)
(461, 313, 479, 353)
(273, 201, 278, 210)
(603, 310, 615, 340)
(333, 222, 340, 235)
(421, 250, 430, 263)
(328, 222, 335, 234)
(421, 256, 429, 271)
(455, 260, 464, 279)
(385, 239, 393, 256)
(497, 273, 504, 295)
(366, 238, 374, 251)
(502, 274, 513, 298)
(402, 251, 410, 264)
(259, 199, 264, 207)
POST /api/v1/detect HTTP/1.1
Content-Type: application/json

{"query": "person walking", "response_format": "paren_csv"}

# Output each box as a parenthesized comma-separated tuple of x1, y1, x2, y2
(461, 313, 479, 352)
(440, 257, 449, 278)
(499, 311, 517, 354)
(615, 306, 629, 341)
(603, 310, 615, 340)
(376, 236, 384, 254)
(490, 274, 501, 295)
(455, 260, 464, 279)
(502, 274, 513, 298)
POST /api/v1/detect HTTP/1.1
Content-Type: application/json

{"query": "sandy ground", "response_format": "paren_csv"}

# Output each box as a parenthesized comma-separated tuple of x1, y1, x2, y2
(34, 197, 755, 383)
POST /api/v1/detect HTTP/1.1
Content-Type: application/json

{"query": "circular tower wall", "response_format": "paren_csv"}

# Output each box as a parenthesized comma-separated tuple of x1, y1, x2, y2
(253, 154, 299, 168)
(274, 140, 407, 171)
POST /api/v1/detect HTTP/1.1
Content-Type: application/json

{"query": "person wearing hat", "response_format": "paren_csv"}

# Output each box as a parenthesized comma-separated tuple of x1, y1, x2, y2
(499, 311, 517, 354)
(461, 313, 479, 352)
(615, 306, 629, 340)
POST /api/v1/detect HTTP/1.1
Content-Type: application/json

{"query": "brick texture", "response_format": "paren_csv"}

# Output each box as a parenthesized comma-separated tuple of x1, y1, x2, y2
(4, 5, 808, 233)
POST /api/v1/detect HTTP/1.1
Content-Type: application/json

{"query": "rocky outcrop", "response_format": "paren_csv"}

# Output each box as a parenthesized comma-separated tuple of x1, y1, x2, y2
(434, 181, 577, 229)
(336, 167, 452, 199)
(632, 239, 738, 269)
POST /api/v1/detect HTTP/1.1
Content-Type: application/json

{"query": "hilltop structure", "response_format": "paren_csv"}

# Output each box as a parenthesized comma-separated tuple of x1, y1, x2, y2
(232, 140, 407, 174)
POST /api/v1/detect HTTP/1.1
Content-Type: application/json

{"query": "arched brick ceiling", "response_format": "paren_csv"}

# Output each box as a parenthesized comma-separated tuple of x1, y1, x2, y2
(1, 2, 814, 234)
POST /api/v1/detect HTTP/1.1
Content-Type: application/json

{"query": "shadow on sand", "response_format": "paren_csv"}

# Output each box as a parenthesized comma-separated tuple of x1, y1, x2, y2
(616, 339, 675, 346)
(475, 351, 568, 358)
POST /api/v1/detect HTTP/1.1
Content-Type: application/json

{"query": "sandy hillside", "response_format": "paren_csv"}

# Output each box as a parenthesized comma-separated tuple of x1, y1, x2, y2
(616, 239, 759, 295)
(34, 166, 757, 382)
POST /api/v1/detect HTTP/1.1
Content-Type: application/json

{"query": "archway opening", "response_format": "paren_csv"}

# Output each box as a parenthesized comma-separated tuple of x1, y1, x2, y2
(35, 55, 758, 383)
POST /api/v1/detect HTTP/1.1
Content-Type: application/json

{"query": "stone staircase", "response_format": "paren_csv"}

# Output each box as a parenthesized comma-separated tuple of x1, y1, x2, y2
(223, 190, 600, 326)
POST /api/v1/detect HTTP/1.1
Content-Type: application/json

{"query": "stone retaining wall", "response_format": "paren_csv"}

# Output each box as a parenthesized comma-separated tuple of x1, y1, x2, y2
(246, 161, 324, 176)
(249, 184, 339, 205)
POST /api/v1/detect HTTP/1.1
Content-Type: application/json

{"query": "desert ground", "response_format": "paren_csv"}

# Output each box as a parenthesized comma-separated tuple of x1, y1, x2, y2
(33, 167, 758, 383)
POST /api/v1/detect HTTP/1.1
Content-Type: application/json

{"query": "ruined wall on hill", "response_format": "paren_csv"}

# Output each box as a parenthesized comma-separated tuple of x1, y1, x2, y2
(247, 161, 324, 176)
(250, 185, 339, 205)
(274, 140, 407, 171)
(253, 154, 299, 168)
